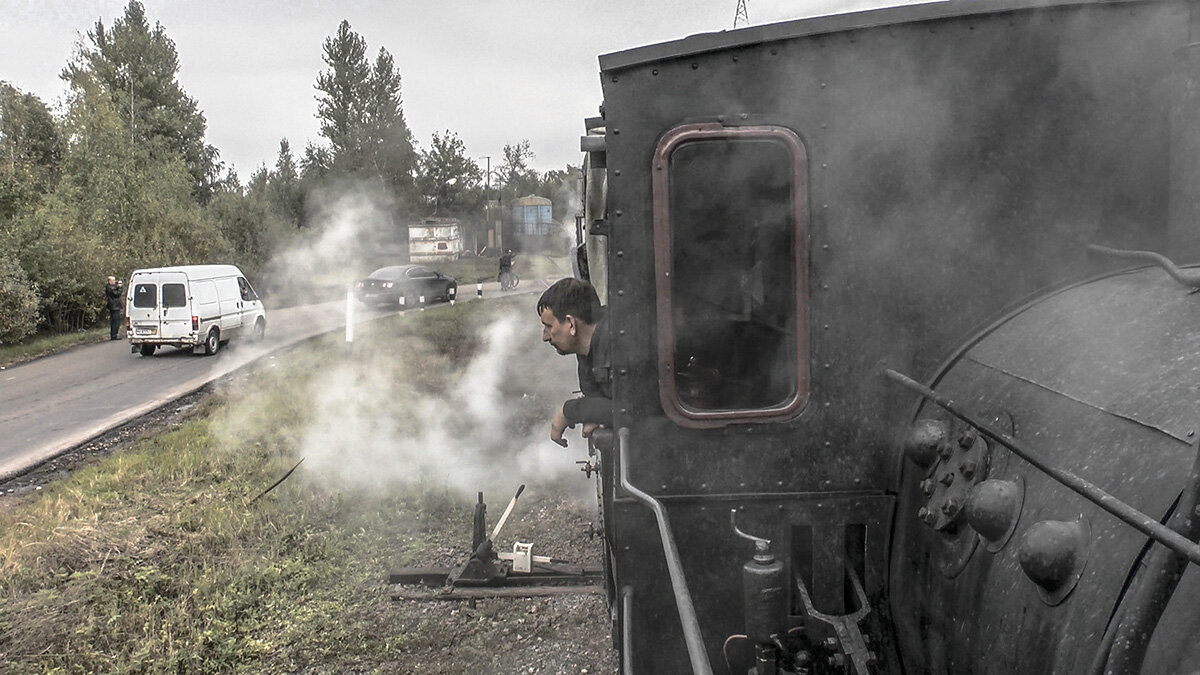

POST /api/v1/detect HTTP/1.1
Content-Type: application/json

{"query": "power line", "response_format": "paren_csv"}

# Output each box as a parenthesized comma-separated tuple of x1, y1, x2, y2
(734, 0, 749, 28)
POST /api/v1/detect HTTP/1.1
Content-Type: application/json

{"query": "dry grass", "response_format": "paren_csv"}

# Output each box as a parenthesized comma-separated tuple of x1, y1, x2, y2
(0, 296, 612, 674)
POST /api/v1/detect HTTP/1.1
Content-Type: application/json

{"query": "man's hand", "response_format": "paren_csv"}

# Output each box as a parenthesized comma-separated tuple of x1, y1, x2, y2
(581, 423, 604, 438)
(550, 406, 572, 447)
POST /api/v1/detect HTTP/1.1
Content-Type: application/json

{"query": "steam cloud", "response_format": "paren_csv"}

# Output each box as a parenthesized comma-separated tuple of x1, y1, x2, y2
(298, 312, 587, 500)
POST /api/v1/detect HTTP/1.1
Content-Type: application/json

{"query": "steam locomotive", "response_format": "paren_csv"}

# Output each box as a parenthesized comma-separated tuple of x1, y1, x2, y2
(572, 0, 1200, 672)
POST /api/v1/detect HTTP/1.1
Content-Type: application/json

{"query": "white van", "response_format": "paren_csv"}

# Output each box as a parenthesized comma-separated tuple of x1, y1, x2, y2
(125, 265, 267, 357)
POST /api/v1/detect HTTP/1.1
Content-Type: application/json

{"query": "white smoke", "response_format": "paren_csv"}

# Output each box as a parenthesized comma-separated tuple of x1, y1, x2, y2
(298, 309, 587, 500)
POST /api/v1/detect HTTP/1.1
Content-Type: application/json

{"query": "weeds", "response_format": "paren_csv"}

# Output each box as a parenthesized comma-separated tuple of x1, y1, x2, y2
(0, 296, 588, 674)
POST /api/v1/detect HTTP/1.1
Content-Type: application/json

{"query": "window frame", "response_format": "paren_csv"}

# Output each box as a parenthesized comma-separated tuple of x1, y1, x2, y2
(652, 123, 811, 427)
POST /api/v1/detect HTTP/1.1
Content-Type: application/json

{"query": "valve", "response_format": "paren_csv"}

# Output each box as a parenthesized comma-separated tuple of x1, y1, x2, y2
(576, 459, 598, 478)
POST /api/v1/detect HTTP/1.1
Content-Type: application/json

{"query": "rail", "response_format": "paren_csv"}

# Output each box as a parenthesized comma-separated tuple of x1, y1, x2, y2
(884, 369, 1200, 568)
(617, 427, 714, 675)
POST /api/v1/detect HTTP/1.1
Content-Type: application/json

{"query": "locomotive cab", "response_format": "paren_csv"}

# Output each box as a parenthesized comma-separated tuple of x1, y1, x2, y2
(578, 0, 1200, 672)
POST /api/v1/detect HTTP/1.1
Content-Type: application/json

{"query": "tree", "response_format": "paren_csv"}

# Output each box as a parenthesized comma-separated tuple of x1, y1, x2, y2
(415, 130, 483, 217)
(314, 21, 370, 162)
(497, 140, 540, 200)
(541, 164, 583, 222)
(60, 1, 220, 203)
(313, 21, 416, 203)
(0, 83, 62, 222)
(0, 252, 39, 343)
(270, 139, 304, 228)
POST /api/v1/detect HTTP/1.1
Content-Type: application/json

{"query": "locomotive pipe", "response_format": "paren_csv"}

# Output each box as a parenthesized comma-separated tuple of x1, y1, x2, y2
(1086, 244, 1200, 289)
(885, 369, 1200, 568)
(618, 427, 714, 675)
(1100, 435, 1200, 674)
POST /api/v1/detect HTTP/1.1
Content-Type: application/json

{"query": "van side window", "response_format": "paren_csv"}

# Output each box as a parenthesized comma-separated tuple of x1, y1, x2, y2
(653, 124, 810, 426)
(237, 277, 258, 301)
(162, 283, 187, 308)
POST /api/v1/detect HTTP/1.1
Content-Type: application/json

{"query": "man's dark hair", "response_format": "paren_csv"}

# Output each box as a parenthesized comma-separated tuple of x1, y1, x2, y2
(537, 278, 600, 324)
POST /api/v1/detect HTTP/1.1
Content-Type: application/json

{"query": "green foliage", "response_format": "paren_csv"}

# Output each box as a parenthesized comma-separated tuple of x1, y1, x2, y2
(313, 20, 416, 208)
(416, 130, 484, 218)
(0, 83, 63, 221)
(270, 139, 304, 228)
(60, 0, 220, 203)
(498, 140, 541, 200)
(0, 252, 38, 343)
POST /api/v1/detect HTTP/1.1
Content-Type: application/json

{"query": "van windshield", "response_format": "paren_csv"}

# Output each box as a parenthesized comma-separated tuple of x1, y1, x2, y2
(163, 283, 187, 308)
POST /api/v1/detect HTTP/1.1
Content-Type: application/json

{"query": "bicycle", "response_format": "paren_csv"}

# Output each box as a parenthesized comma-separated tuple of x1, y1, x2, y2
(499, 269, 520, 291)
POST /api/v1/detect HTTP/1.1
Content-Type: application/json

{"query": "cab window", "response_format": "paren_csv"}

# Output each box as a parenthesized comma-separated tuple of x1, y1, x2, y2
(653, 124, 810, 425)
(237, 277, 258, 301)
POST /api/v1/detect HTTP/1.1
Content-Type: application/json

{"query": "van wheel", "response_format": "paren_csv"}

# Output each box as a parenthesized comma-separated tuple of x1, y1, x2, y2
(139, 344, 156, 357)
(253, 318, 266, 341)
(204, 329, 220, 355)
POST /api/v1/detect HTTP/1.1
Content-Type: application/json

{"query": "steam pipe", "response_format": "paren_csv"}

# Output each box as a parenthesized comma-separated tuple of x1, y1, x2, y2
(1087, 244, 1200, 289)
(884, 369, 1200, 567)
(1102, 435, 1200, 674)
(618, 427, 714, 675)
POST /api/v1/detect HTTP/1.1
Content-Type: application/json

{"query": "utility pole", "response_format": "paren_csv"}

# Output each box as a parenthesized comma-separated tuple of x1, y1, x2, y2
(734, 0, 749, 28)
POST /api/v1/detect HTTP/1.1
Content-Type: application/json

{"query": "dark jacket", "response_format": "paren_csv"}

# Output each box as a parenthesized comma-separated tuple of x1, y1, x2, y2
(562, 313, 612, 426)
(104, 282, 123, 312)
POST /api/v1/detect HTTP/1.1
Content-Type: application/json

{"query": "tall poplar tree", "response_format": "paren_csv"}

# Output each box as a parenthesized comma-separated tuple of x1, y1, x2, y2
(313, 20, 416, 203)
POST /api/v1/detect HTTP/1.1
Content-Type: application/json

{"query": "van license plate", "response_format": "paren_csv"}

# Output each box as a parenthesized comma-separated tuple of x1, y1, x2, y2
(136, 327, 157, 336)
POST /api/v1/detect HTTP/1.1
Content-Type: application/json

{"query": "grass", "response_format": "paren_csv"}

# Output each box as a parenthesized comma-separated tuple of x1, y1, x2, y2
(0, 327, 110, 369)
(437, 256, 499, 285)
(0, 296, 583, 674)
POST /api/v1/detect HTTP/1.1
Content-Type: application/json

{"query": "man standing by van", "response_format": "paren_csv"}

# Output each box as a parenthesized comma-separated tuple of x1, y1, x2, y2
(104, 276, 123, 340)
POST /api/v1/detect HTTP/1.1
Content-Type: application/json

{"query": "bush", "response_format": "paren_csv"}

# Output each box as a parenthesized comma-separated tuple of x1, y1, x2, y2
(0, 253, 39, 344)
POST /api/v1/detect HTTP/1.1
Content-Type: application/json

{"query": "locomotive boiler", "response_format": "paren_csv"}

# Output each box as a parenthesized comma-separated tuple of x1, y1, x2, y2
(572, 0, 1200, 672)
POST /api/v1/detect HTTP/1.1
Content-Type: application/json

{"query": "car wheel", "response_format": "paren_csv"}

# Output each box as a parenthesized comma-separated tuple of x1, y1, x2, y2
(253, 318, 266, 341)
(204, 328, 220, 356)
(139, 344, 156, 357)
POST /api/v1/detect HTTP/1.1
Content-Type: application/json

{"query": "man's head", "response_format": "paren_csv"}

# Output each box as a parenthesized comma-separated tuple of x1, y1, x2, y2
(107, 276, 116, 284)
(537, 278, 600, 356)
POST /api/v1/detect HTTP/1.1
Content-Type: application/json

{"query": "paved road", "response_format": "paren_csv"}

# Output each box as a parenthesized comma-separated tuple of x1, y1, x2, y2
(0, 276, 551, 482)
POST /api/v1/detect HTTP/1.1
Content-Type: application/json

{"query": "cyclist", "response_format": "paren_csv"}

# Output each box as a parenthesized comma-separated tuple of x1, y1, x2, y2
(498, 250, 517, 289)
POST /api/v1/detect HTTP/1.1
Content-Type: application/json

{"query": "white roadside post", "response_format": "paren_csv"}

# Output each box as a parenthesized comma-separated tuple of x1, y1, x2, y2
(419, 295, 426, 311)
(344, 286, 354, 354)
(477, 281, 483, 298)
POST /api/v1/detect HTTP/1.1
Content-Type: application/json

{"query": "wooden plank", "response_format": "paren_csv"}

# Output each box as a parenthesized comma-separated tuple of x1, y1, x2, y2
(391, 584, 605, 601)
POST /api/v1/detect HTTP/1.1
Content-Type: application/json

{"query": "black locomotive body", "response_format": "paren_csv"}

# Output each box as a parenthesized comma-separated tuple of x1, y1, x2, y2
(578, 0, 1200, 672)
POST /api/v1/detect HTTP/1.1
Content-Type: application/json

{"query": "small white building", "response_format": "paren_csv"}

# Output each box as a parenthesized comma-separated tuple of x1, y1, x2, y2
(408, 217, 464, 262)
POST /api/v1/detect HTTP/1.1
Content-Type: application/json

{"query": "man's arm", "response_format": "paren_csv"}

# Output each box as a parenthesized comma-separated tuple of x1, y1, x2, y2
(562, 396, 612, 428)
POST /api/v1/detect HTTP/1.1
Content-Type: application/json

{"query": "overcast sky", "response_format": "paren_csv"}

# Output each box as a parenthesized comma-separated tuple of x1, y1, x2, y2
(3, 0, 905, 178)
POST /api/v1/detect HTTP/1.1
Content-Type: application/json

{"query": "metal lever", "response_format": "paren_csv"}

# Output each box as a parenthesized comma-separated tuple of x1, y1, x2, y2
(796, 564, 876, 674)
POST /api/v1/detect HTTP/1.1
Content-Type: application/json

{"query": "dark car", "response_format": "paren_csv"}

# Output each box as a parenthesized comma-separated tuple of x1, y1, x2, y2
(355, 265, 457, 307)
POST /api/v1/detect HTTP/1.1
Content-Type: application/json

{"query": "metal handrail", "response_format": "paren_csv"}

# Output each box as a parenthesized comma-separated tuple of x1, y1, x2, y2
(618, 427, 714, 675)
